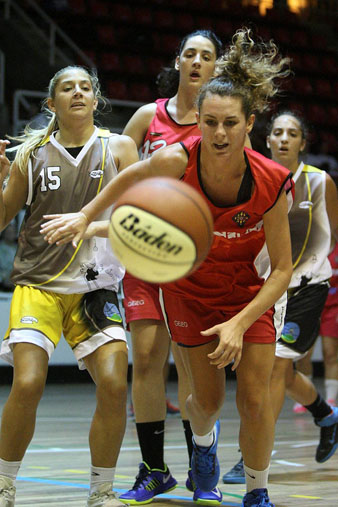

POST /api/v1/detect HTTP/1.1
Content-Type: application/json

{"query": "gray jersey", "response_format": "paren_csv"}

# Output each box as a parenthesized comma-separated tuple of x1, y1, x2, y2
(11, 127, 125, 293)
(289, 162, 332, 288)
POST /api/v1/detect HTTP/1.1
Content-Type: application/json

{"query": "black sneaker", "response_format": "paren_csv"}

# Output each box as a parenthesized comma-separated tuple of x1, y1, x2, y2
(315, 406, 338, 463)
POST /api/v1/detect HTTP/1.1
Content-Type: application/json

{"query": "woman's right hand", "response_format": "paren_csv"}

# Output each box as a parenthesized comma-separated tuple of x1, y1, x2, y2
(0, 140, 10, 187)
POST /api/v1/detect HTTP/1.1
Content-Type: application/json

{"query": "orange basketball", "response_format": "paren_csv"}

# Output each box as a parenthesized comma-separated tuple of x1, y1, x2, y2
(108, 177, 214, 283)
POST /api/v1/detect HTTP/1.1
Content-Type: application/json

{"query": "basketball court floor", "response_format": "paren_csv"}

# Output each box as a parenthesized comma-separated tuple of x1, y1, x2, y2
(0, 378, 336, 506)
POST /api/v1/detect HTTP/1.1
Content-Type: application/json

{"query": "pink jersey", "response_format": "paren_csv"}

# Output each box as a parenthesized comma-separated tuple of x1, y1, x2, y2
(140, 98, 200, 160)
(162, 137, 293, 311)
(124, 99, 201, 324)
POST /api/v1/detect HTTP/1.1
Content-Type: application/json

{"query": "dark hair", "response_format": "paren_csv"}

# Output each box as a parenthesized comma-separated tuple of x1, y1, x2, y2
(267, 109, 309, 140)
(197, 28, 290, 118)
(156, 30, 223, 98)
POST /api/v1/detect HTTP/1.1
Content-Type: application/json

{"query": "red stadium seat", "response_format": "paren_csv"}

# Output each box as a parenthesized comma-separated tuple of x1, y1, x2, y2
(68, 0, 87, 14)
(147, 56, 165, 77)
(153, 10, 175, 29)
(175, 12, 195, 32)
(314, 79, 332, 99)
(106, 80, 128, 100)
(129, 82, 153, 102)
(134, 6, 153, 26)
(100, 53, 121, 73)
(292, 77, 313, 96)
(124, 55, 146, 76)
(327, 106, 338, 126)
(307, 104, 327, 125)
(97, 25, 116, 47)
(89, 0, 109, 17)
(114, 4, 133, 23)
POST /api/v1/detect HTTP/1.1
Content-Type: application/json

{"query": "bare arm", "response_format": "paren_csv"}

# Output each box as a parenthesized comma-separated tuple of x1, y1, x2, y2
(205, 191, 293, 370)
(123, 103, 157, 149)
(0, 141, 28, 232)
(325, 172, 338, 243)
(41, 142, 189, 246)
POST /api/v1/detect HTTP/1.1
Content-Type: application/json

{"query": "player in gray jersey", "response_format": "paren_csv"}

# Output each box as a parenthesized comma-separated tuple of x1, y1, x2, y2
(223, 110, 338, 485)
(0, 65, 138, 506)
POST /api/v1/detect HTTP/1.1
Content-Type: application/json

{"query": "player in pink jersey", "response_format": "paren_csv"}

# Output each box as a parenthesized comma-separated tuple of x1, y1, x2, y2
(121, 30, 223, 505)
(41, 28, 293, 507)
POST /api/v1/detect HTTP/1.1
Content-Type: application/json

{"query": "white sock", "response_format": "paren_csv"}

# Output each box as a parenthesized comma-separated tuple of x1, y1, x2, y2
(244, 463, 270, 493)
(0, 458, 22, 482)
(193, 427, 215, 448)
(90, 465, 115, 494)
(325, 379, 338, 402)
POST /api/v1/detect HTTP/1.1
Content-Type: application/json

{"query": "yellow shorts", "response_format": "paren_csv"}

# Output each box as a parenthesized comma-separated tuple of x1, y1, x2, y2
(0, 285, 127, 370)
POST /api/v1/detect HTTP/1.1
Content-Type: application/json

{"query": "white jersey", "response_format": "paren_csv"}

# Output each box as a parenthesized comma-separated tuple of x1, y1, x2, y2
(11, 127, 125, 294)
(289, 162, 332, 288)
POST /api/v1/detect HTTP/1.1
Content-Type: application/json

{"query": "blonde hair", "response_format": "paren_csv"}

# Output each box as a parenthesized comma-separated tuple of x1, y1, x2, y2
(197, 28, 290, 117)
(9, 66, 103, 175)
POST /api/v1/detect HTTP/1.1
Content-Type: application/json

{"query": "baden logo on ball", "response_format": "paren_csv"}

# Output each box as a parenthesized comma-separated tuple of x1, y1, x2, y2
(109, 177, 214, 283)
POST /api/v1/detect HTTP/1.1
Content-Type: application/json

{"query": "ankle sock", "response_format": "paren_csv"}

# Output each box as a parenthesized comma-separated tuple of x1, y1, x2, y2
(305, 393, 332, 420)
(244, 463, 269, 493)
(0, 458, 22, 482)
(90, 465, 115, 494)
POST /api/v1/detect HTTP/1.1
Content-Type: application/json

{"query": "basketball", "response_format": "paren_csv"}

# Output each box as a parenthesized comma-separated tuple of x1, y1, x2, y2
(108, 177, 214, 283)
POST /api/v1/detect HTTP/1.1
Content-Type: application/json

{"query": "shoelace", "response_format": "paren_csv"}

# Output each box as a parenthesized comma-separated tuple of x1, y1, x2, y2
(132, 467, 152, 490)
(194, 447, 216, 474)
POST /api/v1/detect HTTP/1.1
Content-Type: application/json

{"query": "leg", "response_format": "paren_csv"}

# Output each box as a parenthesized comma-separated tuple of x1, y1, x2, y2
(84, 340, 128, 468)
(171, 342, 191, 420)
(0, 343, 48, 461)
(322, 335, 338, 403)
(130, 319, 169, 423)
(237, 342, 276, 472)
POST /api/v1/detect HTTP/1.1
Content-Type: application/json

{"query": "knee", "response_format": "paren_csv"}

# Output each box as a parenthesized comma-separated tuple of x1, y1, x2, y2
(193, 391, 224, 417)
(12, 373, 46, 406)
(237, 391, 266, 421)
(96, 374, 128, 409)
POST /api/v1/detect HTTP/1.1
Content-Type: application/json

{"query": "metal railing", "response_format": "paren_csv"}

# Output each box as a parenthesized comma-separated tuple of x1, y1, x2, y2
(13, 90, 145, 135)
(0, 0, 95, 69)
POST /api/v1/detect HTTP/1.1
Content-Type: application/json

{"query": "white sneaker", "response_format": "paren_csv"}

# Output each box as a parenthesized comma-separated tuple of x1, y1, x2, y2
(87, 483, 127, 507)
(0, 476, 16, 507)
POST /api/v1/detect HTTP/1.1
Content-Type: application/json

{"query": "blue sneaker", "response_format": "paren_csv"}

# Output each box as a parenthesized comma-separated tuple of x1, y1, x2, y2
(242, 488, 274, 506)
(186, 469, 223, 505)
(119, 461, 177, 505)
(315, 406, 338, 463)
(222, 456, 245, 484)
(191, 420, 220, 492)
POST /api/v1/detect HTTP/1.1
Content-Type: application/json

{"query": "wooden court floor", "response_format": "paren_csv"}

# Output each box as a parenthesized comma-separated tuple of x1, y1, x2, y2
(0, 378, 337, 506)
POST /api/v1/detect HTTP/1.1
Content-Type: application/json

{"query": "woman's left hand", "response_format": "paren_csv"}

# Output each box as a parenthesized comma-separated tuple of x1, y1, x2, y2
(201, 319, 244, 370)
(40, 211, 89, 248)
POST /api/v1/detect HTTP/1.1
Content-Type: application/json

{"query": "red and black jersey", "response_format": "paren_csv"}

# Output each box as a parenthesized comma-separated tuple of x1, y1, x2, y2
(162, 137, 293, 310)
(140, 98, 200, 159)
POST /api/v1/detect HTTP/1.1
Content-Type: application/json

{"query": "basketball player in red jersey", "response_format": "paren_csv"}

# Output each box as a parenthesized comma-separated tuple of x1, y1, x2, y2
(0, 66, 139, 507)
(42, 28, 293, 506)
(120, 30, 223, 505)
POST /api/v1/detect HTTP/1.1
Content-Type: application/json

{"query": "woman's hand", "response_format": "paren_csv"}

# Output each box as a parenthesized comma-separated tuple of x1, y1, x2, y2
(201, 318, 245, 370)
(40, 211, 89, 248)
(0, 140, 10, 187)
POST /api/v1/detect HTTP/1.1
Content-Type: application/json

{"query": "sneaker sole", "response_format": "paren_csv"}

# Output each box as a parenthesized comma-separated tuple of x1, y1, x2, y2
(222, 476, 245, 484)
(194, 497, 223, 505)
(316, 442, 338, 463)
(120, 484, 177, 505)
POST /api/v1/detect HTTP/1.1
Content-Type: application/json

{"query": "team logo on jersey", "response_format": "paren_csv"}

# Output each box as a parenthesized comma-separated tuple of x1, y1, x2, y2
(281, 322, 300, 344)
(232, 211, 250, 227)
(103, 302, 123, 323)
(20, 316, 38, 324)
(150, 132, 163, 136)
(90, 169, 104, 179)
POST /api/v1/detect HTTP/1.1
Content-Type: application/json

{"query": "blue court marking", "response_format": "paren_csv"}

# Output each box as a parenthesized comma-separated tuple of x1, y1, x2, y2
(17, 476, 242, 505)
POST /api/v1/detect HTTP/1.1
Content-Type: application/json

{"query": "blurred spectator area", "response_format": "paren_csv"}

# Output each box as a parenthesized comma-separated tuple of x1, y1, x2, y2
(7, 0, 338, 162)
